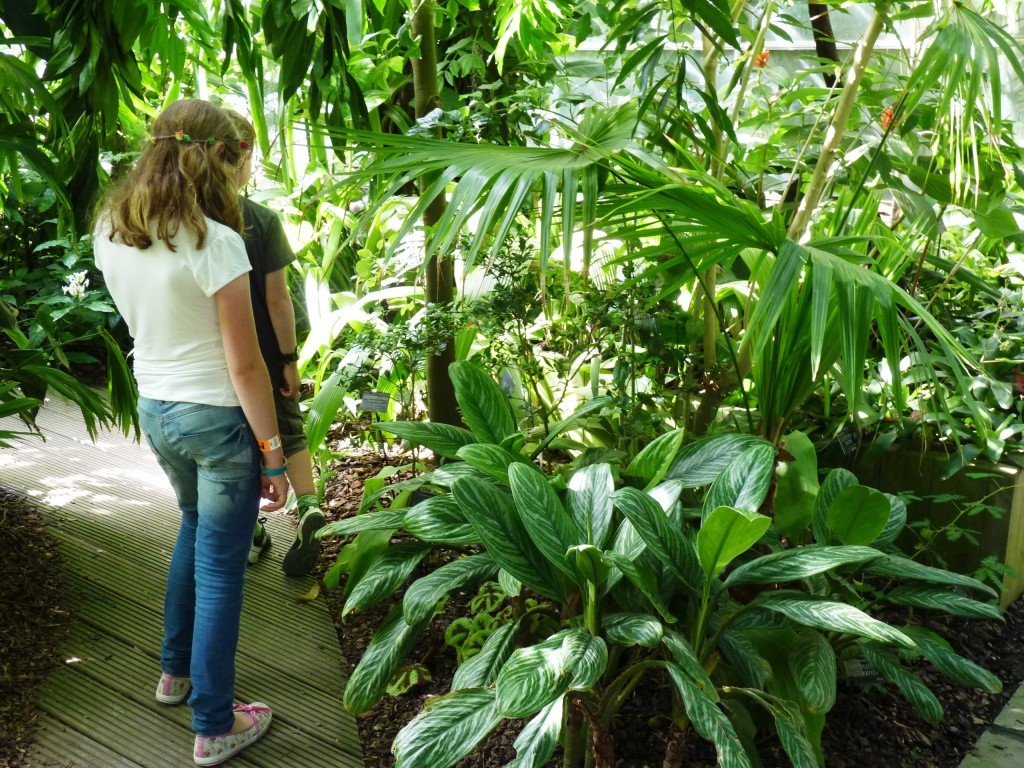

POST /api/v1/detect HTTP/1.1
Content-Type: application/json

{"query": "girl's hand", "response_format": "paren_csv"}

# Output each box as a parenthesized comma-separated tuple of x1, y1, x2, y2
(279, 362, 300, 397)
(260, 473, 289, 511)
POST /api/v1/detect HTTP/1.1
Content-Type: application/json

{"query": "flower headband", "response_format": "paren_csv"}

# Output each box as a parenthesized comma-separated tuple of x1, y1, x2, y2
(149, 130, 250, 149)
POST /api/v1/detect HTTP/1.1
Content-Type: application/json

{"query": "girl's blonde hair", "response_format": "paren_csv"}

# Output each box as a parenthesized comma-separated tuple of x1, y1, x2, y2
(100, 99, 247, 251)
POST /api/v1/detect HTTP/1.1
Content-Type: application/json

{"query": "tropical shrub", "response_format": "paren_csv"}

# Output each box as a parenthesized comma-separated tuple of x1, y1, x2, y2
(320, 363, 1002, 767)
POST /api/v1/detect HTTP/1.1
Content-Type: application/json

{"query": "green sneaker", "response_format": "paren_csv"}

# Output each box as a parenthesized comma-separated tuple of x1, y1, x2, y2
(248, 518, 270, 565)
(282, 506, 325, 577)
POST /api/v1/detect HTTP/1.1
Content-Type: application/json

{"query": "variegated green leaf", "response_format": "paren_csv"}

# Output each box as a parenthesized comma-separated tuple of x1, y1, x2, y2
(343, 542, 432, 616)
(666, 433, 771, 488)
(602, 613, 664, 648)
(567, 544, 609, 585)
(826, 486, 890, 546)
(457, 443, 534, 484)
(564, 630, 608, 690)
(403, 493, 478, 546)
(431, 463, 488, 487)
(320, 509, 405, 538)
(450, 362, 516, 444)
(344, 605, 429, 713)
(668, 667, 753, 768)
(662, 631, 716, 698)
(495, 634, 573, 718)
(452, 621, 520, 690)
(724, 545, 884, 587)
(811, 469, 858, 543)
(625, 428, 685, 488)
(790, 632, 836, 714)
(509, 463, 585, 586)
(452, 476, 565, 602)
(403, 553, 498, 625)
(393, 687, 503, 768)
(885, 585, 1002, 620)
(498, 568, 522, 597)
(752, 592, 914, 647)
(900, 627, 1002, 693)
(697, 505, 772, 578)
(702, 445, 776, 519)
(861, 645, 943, 724)
(505, 698, 564, 768)
(867, 554, 997, 597)
(719, 629, 771, 689)
(567, 462, 614, 547)
(613, 486, 702, 591)
(600, 551, 677, 622)
(377, 420, 477, 459)
(872, 493, 907, 548)
(772, 702, 819, 768)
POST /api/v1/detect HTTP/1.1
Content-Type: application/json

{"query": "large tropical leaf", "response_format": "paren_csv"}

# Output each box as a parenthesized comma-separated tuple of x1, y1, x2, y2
(456, 442, 535, 484)
(668, 666, 753, 768)
(789, 632, 836, 715)
(508, 462, 585, 586)
(811, 469, 859, 543)
(344, 605, 429, 713)
(702, 444, 776, 519)
(612, 486, 702, 592)
(624, 428, 685, 488)
(452, 621, 521, 690)
(393, 688, 503, 768)
(600, 551, 677, 622)
(343, 542, 432, 616)
(825, 486, 891, 546)
(449, 362, 516, 444)
(666, 433, 771, 488)
(505, 698, 564, 768)
(377, 420, 477, 459)
(320, 509, 406, 538)
(567, 462, 614, 548)
(403, 494, 479, 546)
(773, 431, 820, 539)
(725, 545, 884, 587)
(602, 612, 664, 648)
(860, 645, 943, 724)
(451, 476, 565, 602)
(899, 627, 1002, 693)
(751, 592, 914, 648)
(866, 555, 997, 597)
(403, 553, 498, 625)
(884, 585, 1002, 620)
(697, 505, 772, 578)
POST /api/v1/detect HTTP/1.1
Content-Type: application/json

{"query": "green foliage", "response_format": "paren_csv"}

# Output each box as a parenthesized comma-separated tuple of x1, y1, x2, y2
(325, 364, 1002, 766)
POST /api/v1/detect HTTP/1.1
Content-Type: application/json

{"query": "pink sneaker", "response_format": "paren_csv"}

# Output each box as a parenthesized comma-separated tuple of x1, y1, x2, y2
(155, 673, 191, 705)
(193, 702, 272, 766)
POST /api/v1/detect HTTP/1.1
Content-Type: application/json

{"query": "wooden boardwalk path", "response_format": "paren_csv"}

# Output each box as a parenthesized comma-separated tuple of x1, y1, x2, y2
(0, 398, 363, 768)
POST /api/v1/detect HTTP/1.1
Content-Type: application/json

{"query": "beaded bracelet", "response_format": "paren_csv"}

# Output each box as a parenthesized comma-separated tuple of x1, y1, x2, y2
(261, 464, 288, 477)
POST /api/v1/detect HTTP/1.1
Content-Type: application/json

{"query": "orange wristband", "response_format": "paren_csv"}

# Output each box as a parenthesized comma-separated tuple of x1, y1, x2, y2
(257, 435, 282, 453)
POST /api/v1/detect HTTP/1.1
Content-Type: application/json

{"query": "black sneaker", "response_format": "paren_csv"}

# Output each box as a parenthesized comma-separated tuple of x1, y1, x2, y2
(282, 507, 325, 577)
(248, 518, 270, 565)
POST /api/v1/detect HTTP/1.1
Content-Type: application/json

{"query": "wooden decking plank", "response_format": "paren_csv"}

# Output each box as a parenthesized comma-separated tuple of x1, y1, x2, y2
(37, 666, 262, 768)
(27, 716, 151, 768)
(40, 665, 358, 768)
(47, 516, 337, 648)
(1, 400, 364, 768)
(60, 621, 359, 753)
(64, 558, 345, 690)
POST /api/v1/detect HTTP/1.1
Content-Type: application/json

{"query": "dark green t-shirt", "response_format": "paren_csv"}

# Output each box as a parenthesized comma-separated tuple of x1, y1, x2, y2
(240, 197, 295, 376)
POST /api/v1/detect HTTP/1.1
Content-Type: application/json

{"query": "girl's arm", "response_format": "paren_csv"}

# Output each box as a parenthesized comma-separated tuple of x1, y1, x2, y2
(216, 273, 289, 509)
(265, 267, 299, 397)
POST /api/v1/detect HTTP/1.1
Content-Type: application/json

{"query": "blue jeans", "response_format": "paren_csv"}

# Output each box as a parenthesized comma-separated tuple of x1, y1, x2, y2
(138, 397, 260, 736)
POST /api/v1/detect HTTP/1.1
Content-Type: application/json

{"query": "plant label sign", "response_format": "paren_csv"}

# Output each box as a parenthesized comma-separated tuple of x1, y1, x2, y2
(360, 391, 390, 413)
(843, 658, 881, 686)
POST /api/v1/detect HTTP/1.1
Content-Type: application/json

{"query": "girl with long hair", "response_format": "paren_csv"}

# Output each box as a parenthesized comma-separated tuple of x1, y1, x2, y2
(94, 98, 288, 766)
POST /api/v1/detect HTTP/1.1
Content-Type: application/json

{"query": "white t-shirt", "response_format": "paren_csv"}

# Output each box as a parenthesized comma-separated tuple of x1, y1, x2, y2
(94, 217, 251, 407)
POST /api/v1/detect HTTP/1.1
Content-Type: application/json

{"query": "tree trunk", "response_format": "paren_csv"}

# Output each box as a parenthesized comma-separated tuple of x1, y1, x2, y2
(661, 723, 688, 768)
(809, 3, 842, 90)
(410, 0, 459, 425)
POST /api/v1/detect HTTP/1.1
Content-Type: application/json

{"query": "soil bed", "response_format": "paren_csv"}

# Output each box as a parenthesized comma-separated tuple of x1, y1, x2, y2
(315, 449, 1024, 768)
(0, 488, 71, 768)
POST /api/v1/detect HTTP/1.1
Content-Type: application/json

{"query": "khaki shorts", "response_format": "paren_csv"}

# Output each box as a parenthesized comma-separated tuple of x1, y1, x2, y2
(274, 391, 307, 457)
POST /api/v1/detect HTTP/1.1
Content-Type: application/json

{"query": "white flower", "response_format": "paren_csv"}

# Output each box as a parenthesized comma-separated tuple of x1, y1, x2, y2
(62, 270, 89, 300)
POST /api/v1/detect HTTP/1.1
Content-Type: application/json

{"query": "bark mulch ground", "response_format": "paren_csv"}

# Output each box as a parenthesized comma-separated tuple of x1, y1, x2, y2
(0, 488, 71, 768)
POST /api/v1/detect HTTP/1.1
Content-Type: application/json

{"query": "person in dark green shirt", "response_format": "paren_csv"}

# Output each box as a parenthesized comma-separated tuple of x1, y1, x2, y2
(227, 109, 324, 577)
